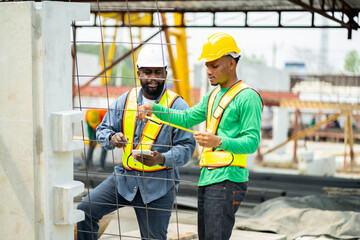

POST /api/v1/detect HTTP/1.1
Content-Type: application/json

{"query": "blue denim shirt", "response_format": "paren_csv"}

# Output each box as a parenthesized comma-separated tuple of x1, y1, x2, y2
(96, 87, 196, 204)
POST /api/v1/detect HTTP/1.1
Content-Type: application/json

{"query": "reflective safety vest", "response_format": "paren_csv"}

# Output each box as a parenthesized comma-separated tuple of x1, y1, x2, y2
(122, 88, 179, 171)
(200, 81, 262, 169)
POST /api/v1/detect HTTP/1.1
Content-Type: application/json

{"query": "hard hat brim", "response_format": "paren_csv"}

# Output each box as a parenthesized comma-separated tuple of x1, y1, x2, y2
(137, 64, 168, 68)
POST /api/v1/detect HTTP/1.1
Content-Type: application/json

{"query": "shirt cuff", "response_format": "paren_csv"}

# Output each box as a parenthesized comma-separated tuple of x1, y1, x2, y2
(219, 136, 229, 151)
(106, 132, 116, 149)
(162, 152, 174, 168)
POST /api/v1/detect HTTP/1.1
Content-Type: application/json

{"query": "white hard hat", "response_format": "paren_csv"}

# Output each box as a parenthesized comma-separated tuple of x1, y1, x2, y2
(136, 45, 168, 68)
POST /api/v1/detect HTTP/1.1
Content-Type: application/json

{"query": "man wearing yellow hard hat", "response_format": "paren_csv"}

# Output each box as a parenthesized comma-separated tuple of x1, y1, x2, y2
(138, 32, 263, 240)
(81, 109, 108, 171)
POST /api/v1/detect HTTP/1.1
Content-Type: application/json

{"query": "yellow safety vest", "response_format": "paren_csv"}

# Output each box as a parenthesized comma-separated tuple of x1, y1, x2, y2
(200, 81, 262, 169)
(122, 87, 179, 171)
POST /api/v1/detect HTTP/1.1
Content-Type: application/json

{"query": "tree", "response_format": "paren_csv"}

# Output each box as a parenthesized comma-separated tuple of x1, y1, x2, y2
(344, 50, 360, 74)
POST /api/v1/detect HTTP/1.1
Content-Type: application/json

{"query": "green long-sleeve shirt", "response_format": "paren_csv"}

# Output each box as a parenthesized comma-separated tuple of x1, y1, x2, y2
(153, 86, 262, 186)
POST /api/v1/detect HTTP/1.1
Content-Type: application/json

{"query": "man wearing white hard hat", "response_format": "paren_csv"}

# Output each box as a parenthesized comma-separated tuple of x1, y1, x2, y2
(77, 45, 196, 240)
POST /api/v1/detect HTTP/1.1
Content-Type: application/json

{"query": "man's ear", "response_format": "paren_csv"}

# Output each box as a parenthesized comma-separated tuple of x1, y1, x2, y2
(228, 57, 236, 70)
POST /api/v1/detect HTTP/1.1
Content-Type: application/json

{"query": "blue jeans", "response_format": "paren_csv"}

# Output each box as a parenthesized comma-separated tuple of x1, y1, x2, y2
(77, 175, 175, 240)
(198, 180, 247, 240)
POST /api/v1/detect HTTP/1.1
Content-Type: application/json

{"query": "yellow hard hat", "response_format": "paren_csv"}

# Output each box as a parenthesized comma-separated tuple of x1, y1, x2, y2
(85, 110, 101, 129)
(197, 32, 241, 62)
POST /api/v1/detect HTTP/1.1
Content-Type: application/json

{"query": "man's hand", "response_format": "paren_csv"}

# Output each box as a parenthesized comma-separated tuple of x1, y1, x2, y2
(110, 132, 128, 148)
(134, 151, 165, 167)
(137, 104, 153, 121)
(194, 131, 222, 148)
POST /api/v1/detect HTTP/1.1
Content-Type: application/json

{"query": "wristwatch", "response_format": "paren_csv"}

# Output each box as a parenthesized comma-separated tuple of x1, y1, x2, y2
(109, 132, 116, 141)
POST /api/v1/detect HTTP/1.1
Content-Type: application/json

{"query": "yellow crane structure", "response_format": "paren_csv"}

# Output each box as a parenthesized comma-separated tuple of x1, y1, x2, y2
(161, 13, 191, 105)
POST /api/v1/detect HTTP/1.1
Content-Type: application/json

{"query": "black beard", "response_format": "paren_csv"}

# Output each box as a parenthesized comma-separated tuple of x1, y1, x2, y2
(140, 80, 165, 98)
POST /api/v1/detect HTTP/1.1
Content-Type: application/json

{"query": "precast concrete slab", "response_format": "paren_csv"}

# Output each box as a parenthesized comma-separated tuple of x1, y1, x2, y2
(0, 2, 89, 239)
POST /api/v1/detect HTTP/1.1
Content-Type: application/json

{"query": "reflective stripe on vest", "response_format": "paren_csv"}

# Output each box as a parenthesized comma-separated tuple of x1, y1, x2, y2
(200, 81, 262, 169)
(122, 88, 179, 171)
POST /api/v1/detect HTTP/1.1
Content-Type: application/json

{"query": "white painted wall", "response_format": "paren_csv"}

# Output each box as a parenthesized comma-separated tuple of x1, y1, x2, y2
(237, 60, 291, 92)
(75, 53, 102, 86)
(237, 61, 290, 154)
(272, 107, 290, 154)
(0, 2, 89, 239)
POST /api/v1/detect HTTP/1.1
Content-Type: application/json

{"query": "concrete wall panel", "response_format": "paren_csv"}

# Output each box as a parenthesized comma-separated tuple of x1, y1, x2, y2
(0, 2, 89, 240)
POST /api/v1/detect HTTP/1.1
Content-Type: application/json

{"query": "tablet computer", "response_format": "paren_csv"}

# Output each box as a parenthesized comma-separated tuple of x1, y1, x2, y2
(132, 149, 152, 156)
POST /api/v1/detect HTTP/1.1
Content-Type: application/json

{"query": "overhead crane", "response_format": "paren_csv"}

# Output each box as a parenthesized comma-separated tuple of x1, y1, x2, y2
(71, 0, 359, 38)
(71, 0, 360, 105)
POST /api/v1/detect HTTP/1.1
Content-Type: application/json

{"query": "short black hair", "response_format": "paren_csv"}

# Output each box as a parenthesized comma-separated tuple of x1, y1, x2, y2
(225, 55, 241, 65)
(137, 66, 167, 70)
(234, 56, 241, 64)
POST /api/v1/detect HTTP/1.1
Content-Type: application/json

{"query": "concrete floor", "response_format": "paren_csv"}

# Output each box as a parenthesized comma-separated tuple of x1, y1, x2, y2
(74, 140, 360, 240)
(97, 206, 286, 240)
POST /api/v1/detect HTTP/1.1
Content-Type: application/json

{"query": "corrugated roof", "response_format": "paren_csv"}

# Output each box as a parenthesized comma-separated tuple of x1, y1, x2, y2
(63, 0, 359, 36)
(79, 0, 360, 13)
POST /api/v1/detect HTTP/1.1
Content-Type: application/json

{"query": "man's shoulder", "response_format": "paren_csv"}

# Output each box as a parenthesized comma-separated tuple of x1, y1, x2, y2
(238, 87, 261, 99)
(232, 88, 262, 109)
(114, 89, 132, 104)
(170, 95, 190, 110)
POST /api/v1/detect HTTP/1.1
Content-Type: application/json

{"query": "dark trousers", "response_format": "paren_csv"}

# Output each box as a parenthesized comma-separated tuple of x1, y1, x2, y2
(85, 144, 107, 168)
(198, 180, 247, 240)
(77, 175, 175, 240)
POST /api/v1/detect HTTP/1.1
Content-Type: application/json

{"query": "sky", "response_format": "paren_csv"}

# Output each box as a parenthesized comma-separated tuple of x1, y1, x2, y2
(187, 27, 360, 73)
(75, 12, 360, 74)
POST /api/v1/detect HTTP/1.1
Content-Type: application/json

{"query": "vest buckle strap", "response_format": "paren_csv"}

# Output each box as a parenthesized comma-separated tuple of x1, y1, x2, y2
(143, 119, 162, 140)
(200, 151, 247, 168)
(212, 105, 224, 119)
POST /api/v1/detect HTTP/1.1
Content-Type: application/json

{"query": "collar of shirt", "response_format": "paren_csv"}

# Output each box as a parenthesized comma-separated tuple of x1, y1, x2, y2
(137, 86, 166, 105)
